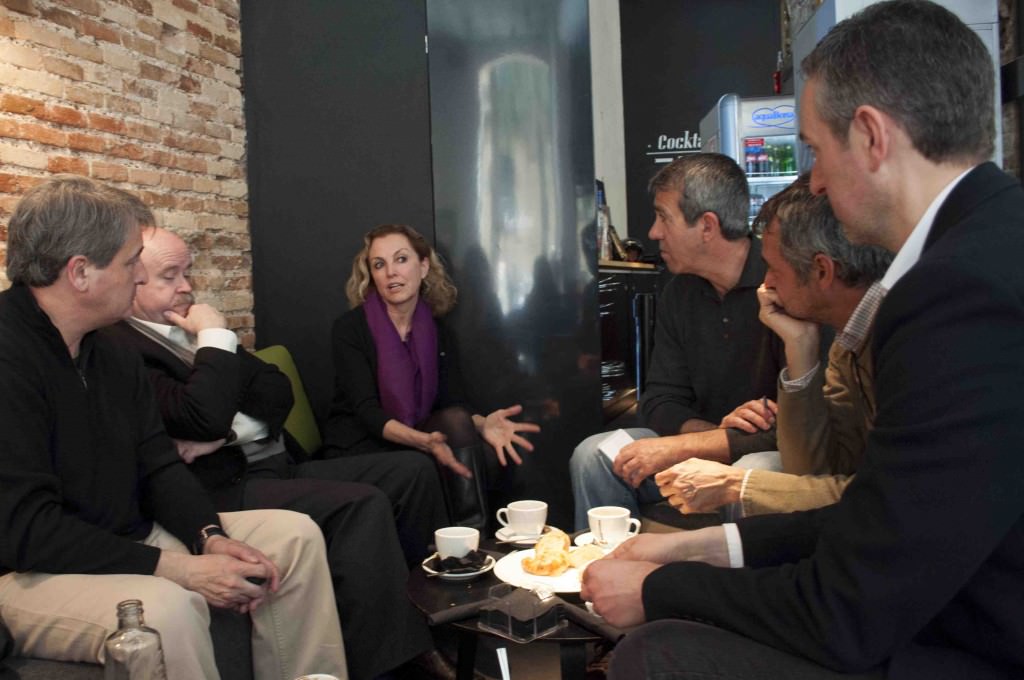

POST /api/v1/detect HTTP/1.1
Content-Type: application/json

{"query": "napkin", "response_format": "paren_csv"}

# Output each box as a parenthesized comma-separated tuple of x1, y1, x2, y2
(426, 550, 489, 574)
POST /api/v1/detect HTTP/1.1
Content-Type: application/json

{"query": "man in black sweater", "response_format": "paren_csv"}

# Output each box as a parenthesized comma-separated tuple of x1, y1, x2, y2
(583, 3, 1024, 679)
(0, 176, 345, 680)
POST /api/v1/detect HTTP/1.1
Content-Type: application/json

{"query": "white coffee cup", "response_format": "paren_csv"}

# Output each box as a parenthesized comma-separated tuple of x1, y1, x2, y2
(293, 675, 341, 680)
(434, 526, 480, 559)
(587, 506, 641, 546)
(495, 500, 548, 537)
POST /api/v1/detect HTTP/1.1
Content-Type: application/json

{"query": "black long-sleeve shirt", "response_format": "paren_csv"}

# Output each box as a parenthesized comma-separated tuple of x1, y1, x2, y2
(0, 285, 219, 576)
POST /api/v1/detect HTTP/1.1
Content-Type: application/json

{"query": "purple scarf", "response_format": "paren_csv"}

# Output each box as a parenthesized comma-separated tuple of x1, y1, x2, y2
(364, 288, 439, 427)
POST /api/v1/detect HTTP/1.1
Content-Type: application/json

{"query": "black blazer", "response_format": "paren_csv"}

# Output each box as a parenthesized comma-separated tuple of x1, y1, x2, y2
(322, 306, 466, 456)
(642, 163, 1024, 680)
(100, 321, 295, 506)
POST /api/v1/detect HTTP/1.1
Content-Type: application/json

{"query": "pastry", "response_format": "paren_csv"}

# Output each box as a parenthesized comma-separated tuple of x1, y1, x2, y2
(521, 528, 571, 576)
(567, 543, 604, 569)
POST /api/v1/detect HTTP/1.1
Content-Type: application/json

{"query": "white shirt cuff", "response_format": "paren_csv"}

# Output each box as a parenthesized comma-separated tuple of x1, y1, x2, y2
(723, 523, 744, 568)
(779, 362, 820, 393)
(196, 328, 238, 353)
(230, 412, 270, 445)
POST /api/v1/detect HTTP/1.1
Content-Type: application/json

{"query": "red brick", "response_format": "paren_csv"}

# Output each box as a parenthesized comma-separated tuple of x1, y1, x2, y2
(163, 131, 219, 154)
(105, 94, 141, 115)
(47, 156, 90, 174)
(125, 120, 161, 142)
(198, 42, 229, 67)
(119, 0, 153, 15)
(65, 86, 105, 107)
(173, 155, 206, 173)
(81, 17, 120, 44)
(1, 94, 43, 115)
(108, 141, 146, 161)
(123, 34, 157, 58)
(0, 172, 44, 193)
(88, 112, 125, 134)
(223, 275, 252, 291)
(147, 149, 173, 168)
(172, 0, 197, 13)
(212, 33, 240, 57)
(186, 20, 211, 42)
(139, 191, 174, 209)
(185, 56, 214, 78)
(162, 173, 193, 191)
(39, 6, 82, 33)
(139, 61, 173, 83)
(66, 132, 107, 153)
(41, 105, 86, 128)
(125, 78, 157, 100)
(135, 16, 162, 40)
(1, 0, 38, 17)
(214, 0, 238, 20)
(178, 75, 201, 93)
(91, 161, 129, 182)
(128, 168, 161, 186)
(62, 0, 100, 16)
(189, 100, 217, 119)
(43, 56, 85, 81)
(17, 121, 67, 146)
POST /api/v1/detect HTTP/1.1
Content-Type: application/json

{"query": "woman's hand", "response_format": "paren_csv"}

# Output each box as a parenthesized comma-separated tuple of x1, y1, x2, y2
(479, 404, 541, 466)
(421, 430, 473, 479)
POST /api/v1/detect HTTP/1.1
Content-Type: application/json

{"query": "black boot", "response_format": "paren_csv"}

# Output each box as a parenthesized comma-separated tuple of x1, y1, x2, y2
(441, 445, 489, 532)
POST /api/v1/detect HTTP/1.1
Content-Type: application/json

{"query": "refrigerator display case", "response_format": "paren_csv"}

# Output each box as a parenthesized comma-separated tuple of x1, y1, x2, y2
(700, 93, 799, 221)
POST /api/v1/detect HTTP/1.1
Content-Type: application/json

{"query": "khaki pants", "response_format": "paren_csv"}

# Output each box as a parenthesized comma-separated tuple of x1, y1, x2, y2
(0, 509, 347, 680)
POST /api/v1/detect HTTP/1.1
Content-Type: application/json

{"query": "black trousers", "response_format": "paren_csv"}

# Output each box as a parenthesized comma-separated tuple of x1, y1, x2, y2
(610, 620, 888, 680)
(231, 453, 440, 680)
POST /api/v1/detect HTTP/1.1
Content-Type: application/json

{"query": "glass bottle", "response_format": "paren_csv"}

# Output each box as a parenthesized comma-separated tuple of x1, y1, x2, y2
(104, 599, 168, 680)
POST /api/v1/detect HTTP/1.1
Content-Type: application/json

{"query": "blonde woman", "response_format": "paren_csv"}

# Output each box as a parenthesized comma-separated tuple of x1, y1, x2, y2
(322, 224, 540, 529)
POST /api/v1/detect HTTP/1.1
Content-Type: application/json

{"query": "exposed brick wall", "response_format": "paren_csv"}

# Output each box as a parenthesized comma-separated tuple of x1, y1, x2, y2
(0, 0, 254, 347)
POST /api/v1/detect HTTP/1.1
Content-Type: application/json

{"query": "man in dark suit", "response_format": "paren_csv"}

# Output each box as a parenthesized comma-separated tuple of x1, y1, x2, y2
(101, 226, 455, 680)
(582, 2, 1024, 679)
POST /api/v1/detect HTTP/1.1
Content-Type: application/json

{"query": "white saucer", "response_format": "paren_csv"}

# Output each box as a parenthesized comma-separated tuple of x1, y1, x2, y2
(421, 553, 496, 581)
(495, 526, 544, 546)
(573, 531, 634, 551)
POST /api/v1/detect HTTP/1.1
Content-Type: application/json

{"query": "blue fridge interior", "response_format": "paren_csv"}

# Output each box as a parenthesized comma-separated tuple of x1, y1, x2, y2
(700, 93, 799, 222)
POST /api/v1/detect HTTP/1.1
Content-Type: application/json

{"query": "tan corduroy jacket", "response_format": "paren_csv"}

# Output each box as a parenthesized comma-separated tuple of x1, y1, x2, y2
(739, 328, 875, 516)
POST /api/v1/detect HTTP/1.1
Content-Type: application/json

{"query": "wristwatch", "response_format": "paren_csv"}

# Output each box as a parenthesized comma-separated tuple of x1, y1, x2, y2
(193, 524, 229, 554)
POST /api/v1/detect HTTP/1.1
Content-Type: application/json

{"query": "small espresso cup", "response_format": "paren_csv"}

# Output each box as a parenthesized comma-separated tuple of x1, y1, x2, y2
(495, 500, 548, 537)
(587, 506, 641, 546)
(434, 526, 480, 559)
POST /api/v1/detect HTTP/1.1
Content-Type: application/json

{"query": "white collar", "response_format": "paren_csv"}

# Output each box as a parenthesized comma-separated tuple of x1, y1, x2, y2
(880, 166, 974, 291)
(131, 317, 189, 348)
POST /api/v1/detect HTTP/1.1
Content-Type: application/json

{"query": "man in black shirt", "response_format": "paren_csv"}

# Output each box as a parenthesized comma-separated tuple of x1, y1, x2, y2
(569, 153, 785, 529)
(0, 176, 345, 680)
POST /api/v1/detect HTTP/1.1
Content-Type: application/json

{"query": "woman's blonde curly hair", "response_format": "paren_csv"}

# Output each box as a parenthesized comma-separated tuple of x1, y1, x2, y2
(345, 223, 458, 317)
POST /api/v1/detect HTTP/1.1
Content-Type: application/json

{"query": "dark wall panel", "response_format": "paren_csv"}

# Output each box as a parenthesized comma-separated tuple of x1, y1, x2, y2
(240, 0, 434, 411)
(620, 1, 781, 245)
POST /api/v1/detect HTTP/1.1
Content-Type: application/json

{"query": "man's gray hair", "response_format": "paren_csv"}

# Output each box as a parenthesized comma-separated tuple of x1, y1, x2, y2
(754, 175, 892, 288)
(648, 153, 750, 240)
(6, 175, 153, 287)
(801, 0, 994, 164)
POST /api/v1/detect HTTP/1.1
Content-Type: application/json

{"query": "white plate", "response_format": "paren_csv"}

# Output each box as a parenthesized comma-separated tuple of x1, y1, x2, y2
(421, 553, 496, 582)
(493, 549, 586, 593)
(573, 531, 632, 550)
(495, 526, 544, 546)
